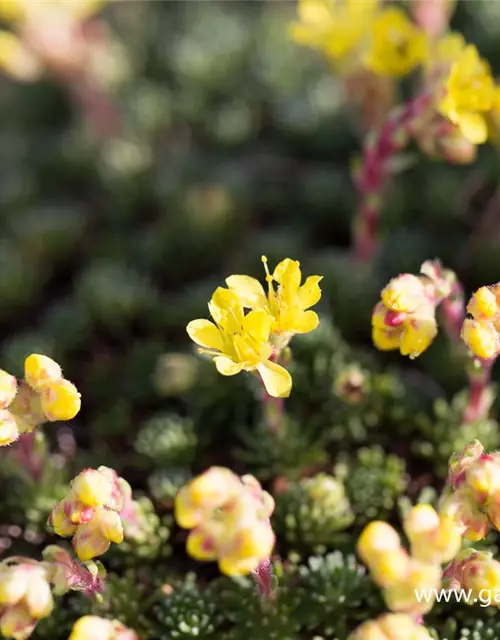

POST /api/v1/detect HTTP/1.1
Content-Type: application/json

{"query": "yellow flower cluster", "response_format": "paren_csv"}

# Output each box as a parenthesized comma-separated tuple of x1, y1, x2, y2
(187, 257, 322, 398)
(0, 0, 106, 81)
(372, 262, 452, 359)
(0, 354, 81, 446)
(357, 505, 461, 615)
(175, 467, 275, 577)
(348, 613, 433, 640)
(443, 548, 500, 604)
(461, 285, 500, 360)
(441, 440, 500, 542)
(49, 467, 128, 561)
(289, 0, 429, 77)
(69, 615, 138, 640)
(0, 559, 54, 640)
(437, 42, 495, 145)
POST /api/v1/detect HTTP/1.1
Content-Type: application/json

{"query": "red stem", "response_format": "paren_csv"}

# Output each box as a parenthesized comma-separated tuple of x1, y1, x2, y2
(353, 92, 432, 262)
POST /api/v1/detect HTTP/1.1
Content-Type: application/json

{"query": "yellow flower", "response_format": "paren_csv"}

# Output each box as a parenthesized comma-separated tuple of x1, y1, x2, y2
(363, 7, 429, 77)
(467, 286, 499, 321)
(68, 616, 115, 640)
(0, 410, 19, 446)
(348, 613, 433, 640)
(175, 467, 242, 529)
(0, 371, 17, 409)
(0, 562, 53, 639)
(39, 379, 81, 421)
(0, 29, 41, 81)
(0, 0, 106, 23)
(71, 469, 114, 508)
(404, 505, 462, 565)
(24, 354, 62, 393)
(384, 559, 441, 615)
(357, 521, 401, 564)
(187, 287, 292, 398)
(72, 509, 124, 561)
(226, 256, 322, 344)
(289, 0, 379, 69)
(461, 318, 499, 360)
(438, 44, 495, 144)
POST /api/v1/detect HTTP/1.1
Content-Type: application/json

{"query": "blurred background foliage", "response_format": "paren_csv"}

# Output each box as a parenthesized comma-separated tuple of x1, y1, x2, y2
(2, 1, 500, 639)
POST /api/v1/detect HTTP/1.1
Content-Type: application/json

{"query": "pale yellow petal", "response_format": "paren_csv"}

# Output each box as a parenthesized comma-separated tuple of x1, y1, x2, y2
(294, 310, 320, 333)
(0, 30, 41, 81)
(242, 309, 272, 344)
(214, 356, 244, 376)
(186, 319, 224, 351)
(209, 287, 244, 331)
(298, 276, 323, 309)
(273, 259, 302, 289)
(225, 275, 267, 308)
(257, 361, 292, 398)
(458, 112, 488, 144)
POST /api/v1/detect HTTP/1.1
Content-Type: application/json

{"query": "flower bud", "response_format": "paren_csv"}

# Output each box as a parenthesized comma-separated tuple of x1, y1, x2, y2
(381, 274, 425, 313)
(461, 552, 500, 599)
(461, 318, 499, 359)
(71, 469, 113, 508)
(0, 409, 19, 446)
(0, 603, 36, 640)
(448, 440, 484, 488)
(348, 613, 433, 640)
(468, 287, 499, 321)
(72, 509, 124, 561)
(0, 370, 17, 409)
(368, 548, 411, 587)
(357, 521, 401, 565)
(69, 615, 115, 640)
(384, 560, 441, 615)
(466, 457, 500, 502)
(24, 354, 62, 392)
(40, 379, 81, 421)
(440, 487, 490, 541)
(175, 467, 242, 529)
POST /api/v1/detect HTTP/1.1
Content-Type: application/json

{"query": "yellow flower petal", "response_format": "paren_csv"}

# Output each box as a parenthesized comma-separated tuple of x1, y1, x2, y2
(186, 319, 224, 351)
(257, 360, 292, 398)
(458, 112, 488, 144)
(209, 287, 244, 332)
(225, 275, 267, 308)
(186, 530, 218, 561)
(298, 276, 323, 309)
(294, 310, 320, 333)
(242, 309, 272, 344)
(214, 357, 244, 376)
(372, 326, 400, 352)
(273, 259, 301, 289)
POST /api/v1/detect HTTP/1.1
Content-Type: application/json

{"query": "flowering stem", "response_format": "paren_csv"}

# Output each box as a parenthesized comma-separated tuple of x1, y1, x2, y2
(463, 358, 494, 424)
(438, 278, 495, 423)
(353, 92, 432, 262)
(252, 558, 275, 600)
(259, 353, 286, 436)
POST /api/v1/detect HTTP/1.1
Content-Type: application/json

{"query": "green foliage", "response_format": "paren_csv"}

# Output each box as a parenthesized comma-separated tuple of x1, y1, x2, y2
(2, 2, 500, 639)
(273, 474, 354, 553)
(153, 573, 224, 640)
(336, 446, 408, 527)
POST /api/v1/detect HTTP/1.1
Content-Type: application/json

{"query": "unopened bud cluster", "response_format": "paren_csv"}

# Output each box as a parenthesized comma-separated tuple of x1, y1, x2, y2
(49, 467, 129, 561)
(372, 261, 454, 359)
(0, 558, 53, 640)
(0, 543, 103, 640)
(175, 466, 275, 577)
(0, 354, 81, 446)
(69, 615, 138, 640)
(441, 440, 500, 541)
(461, 285, 500, 360)
(348, 613, 433, 640)
(357, 504, 461, 615)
